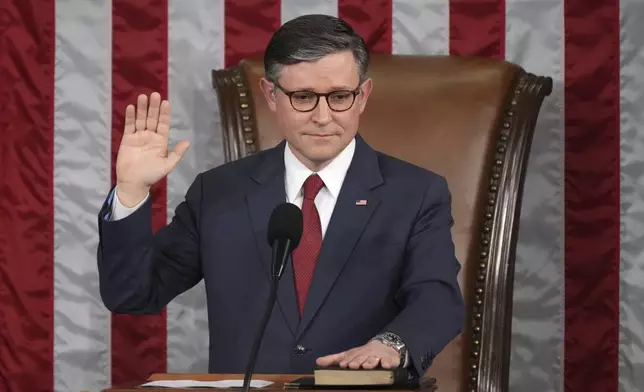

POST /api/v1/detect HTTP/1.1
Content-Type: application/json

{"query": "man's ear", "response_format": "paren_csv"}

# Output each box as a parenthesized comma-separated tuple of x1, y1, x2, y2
(259, 77, 277, 112)
(357, 78, 373, 114)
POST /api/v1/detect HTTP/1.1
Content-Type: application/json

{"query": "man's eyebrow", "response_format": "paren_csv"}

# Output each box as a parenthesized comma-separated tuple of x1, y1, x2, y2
(288, 85, 356, 92)
(330, 84, 355, 90)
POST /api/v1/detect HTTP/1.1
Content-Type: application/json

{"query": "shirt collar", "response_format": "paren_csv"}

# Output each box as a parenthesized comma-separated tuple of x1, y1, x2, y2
(284, 138, 356, 202)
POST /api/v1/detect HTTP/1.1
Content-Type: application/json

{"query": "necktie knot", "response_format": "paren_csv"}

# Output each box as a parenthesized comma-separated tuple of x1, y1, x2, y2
(303, 174, 324, 201)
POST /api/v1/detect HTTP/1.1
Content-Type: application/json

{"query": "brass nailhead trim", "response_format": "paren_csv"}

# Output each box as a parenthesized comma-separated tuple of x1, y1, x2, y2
(230, 67, 257, 155)
(467, 73, 526, 391)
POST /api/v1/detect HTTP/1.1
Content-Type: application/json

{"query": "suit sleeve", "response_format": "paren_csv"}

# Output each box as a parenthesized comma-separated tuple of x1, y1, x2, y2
(383, 176, 465, 377)
(96, 174, 204, 314)
(110, 188, 150, 220)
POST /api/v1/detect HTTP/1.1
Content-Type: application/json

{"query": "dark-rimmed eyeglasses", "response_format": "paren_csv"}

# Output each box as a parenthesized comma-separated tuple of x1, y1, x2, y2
(271, 80, 361, 112)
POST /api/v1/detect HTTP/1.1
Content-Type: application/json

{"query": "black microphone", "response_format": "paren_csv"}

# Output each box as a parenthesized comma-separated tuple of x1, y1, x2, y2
(267, 203, 303, 280)
(241, 203, 303, 392)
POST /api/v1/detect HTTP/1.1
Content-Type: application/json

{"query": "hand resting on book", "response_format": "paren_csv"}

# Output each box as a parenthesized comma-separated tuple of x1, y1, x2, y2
(316, 339, 401, 370)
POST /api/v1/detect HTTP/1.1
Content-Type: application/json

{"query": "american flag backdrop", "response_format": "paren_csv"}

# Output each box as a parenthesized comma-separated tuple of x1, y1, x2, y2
(1, 0, 642, 391)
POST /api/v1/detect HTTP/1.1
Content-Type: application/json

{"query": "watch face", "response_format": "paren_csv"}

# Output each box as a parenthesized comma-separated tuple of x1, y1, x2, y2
(384, 333, 403, 345)
(381, 333, 405, 351)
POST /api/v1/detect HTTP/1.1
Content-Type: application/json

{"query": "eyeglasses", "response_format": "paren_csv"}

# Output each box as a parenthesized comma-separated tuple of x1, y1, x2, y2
(271, 81, 361, 112)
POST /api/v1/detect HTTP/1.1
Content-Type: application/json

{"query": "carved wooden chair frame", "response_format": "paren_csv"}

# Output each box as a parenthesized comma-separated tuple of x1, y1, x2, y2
(211, 58, 553, 392)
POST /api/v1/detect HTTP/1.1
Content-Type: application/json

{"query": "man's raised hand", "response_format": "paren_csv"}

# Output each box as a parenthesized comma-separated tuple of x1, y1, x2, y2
(115, 92, 189, 207)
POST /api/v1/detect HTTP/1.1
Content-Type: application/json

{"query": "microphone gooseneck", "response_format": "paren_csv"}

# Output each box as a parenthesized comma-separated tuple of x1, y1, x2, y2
(241, 275, 279, 392)
(241, 203, 302, 392)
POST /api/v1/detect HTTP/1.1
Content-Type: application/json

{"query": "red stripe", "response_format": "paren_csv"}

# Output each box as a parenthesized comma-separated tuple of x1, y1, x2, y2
(224, 0, 281, 67)
(0, 0, 55, 391)
(449, 0, 505, 58)
(111, 0, 168, 385)
(564, 1, 620, 391)
(338, 0, 392, 54)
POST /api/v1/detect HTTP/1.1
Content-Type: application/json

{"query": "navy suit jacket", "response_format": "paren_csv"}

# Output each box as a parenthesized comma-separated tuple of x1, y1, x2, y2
(97, 135, 465, 377)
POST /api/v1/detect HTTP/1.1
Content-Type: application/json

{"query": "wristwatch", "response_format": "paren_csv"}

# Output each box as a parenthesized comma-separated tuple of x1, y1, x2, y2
(371, 332, 407, 366)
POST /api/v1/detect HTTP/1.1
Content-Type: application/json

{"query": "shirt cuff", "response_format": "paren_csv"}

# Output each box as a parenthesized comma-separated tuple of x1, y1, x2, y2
(108, 186, 150, 221)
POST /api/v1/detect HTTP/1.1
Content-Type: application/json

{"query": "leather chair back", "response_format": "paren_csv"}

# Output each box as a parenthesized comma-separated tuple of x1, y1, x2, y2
(212, 53, 552, 392)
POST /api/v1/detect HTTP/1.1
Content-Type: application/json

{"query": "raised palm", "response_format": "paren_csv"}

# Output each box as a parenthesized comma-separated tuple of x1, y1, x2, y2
(116, 93, 189, 191)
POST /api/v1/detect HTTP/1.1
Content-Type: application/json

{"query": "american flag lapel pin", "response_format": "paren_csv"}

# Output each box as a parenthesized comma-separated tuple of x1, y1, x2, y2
(355, 199, 367, 206)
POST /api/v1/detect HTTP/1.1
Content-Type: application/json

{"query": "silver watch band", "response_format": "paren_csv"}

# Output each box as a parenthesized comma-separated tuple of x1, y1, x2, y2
(371, 332, 407, 366)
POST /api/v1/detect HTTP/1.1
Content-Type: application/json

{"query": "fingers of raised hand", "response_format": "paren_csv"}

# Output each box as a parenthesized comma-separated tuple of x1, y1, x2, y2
(124, 104, 135, 134)
(129, 92, 167, 133)
(156, 99, 171, 137)
(146, 92, 161, 131)
(135, 94, 148, 132)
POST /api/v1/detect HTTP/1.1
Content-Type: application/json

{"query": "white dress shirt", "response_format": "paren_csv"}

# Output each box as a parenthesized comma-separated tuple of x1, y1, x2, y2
(283, 138, 355, 238)
(110, 138, 355, 223)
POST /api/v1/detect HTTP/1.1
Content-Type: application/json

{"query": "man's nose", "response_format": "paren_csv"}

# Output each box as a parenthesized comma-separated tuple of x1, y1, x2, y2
(311, 97, 332, 124)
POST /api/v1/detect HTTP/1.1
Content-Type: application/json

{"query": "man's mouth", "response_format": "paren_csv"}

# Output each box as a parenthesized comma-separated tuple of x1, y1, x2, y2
(305, 133, 336, 137)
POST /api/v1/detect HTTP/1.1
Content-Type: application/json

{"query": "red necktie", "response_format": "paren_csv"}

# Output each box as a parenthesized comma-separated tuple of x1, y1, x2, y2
(292, 174, 325, 315)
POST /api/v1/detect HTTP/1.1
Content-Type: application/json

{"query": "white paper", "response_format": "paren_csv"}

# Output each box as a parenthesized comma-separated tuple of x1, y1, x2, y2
(139, 379, 274, 388)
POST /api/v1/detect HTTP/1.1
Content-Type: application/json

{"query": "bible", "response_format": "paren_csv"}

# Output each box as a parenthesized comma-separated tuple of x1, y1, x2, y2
(285, 366, 420, 389)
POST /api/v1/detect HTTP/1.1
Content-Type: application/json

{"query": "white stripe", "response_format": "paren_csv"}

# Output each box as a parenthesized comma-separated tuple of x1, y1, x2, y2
(505, 0, 565, 391)
(619, 1, 644, 390)
(53, 0, 112, 390)
(392, 0, 450, 55)
(281, 0, 338, 23)
(166, 0, 225, 373)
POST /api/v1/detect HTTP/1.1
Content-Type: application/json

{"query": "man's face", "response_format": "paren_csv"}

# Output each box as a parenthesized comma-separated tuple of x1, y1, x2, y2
(260, 51, 373, 170)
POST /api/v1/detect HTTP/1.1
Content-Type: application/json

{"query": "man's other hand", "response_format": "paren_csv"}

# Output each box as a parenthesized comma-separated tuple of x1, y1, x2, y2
(316, 340, 400, 369)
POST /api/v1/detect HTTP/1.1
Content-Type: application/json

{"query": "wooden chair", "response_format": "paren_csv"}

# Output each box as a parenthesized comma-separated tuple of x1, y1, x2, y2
(211, 53, 553, 392)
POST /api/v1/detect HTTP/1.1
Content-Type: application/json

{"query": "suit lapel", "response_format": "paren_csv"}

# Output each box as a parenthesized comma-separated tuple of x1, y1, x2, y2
(245, 142, 300, 337)
(295, 135, 383, 340)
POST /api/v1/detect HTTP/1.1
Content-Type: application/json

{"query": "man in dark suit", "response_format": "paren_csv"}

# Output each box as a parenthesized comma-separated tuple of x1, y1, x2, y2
(97, 14, 464, 378)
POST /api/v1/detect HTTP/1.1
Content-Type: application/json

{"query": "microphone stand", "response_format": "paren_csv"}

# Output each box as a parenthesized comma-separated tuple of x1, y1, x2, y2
(241, 239, 291, 392)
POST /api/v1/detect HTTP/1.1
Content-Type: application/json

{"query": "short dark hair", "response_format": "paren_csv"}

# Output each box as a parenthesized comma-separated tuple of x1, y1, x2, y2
(264, 14, 370, 84)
